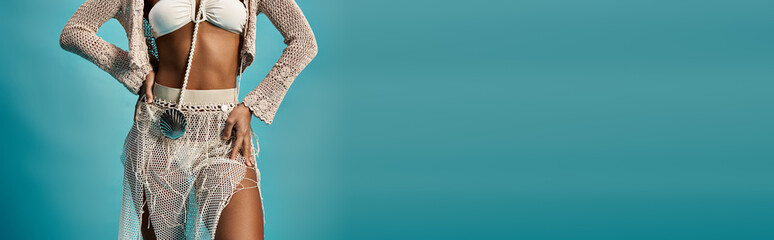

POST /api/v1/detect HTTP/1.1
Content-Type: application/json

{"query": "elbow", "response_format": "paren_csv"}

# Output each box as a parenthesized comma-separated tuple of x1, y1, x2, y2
(303, 36, 318, 61)
(59, 22, 89, 54)
(285, 28, 318, 61)
(308, 39, 318, 60)
(59, 26, 76, 52)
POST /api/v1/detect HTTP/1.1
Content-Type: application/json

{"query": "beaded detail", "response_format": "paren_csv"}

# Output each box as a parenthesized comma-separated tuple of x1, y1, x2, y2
(152, 97, 240, 112)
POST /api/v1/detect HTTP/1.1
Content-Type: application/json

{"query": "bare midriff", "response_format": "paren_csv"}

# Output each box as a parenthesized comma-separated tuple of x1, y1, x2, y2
(153, 21, 242, 90)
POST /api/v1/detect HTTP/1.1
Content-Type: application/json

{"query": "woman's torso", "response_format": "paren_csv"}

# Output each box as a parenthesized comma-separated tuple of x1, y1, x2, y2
(144, 0, 245, 90)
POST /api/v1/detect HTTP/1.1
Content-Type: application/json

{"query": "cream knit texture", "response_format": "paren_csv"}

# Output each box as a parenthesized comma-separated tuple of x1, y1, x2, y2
(60, 0, 318, 125)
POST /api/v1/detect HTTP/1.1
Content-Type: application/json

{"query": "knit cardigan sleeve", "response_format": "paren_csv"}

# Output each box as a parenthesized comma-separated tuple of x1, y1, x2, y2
(241, 0, 318, 125)
(60, 0, 146, 95)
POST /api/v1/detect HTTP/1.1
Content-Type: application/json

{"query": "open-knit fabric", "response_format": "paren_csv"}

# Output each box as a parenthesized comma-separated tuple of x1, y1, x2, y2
(60, 0, 317, 238)
(60, 0, 318, 125)
(119, 96, 262, 239)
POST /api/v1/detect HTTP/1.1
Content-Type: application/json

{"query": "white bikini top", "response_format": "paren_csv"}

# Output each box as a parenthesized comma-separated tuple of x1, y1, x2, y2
(149, 0, 247, 38)
(147, 0, 248, 111)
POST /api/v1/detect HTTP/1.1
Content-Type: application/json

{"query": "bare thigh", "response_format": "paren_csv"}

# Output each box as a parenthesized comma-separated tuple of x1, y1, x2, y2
(140, 188, 158, 240)
(215, 166, 264, 240)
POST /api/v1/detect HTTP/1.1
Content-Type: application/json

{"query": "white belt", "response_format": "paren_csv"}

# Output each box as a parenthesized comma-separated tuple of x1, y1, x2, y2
(153, 82, 237, 105)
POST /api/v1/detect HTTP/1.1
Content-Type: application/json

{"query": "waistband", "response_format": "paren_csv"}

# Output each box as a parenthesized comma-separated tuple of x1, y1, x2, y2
(153, 82, 238, 105)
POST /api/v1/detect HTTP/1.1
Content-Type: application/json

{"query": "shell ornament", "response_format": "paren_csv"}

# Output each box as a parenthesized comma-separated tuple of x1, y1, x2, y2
(159, 108, 187, 139)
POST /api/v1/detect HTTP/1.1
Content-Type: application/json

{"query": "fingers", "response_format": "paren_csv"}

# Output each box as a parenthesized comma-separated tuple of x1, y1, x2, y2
(145, 83, 154, 103)
(145, 71, 155, 103)
(253, 131, 260, 156)
(231, 133, 244, 160)
(223, 106, 254, 165)
(222, 119, 236, 140)
(242, 136, 253, 167)
(228, 123, 254, 167)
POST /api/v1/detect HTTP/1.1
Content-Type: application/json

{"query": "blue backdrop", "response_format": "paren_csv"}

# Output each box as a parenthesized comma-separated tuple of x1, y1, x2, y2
(1, 0, 772, 239)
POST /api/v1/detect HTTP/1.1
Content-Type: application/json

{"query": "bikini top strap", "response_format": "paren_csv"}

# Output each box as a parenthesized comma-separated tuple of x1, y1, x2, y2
(176, 2, 208, 110)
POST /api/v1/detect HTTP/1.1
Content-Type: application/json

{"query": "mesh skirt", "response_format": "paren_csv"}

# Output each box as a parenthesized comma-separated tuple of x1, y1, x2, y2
(118, 83, 263, 239)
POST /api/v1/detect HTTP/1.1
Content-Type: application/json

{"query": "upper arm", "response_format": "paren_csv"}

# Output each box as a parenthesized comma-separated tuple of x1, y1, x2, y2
(60, 0, 122, 49)
(62, 0, 121, 34)
(256, 0, 316, 46)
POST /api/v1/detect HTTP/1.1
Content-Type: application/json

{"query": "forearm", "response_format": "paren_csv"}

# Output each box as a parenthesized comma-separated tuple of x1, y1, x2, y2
(59, 0, 146, 94)
(242, 0, 318, 125)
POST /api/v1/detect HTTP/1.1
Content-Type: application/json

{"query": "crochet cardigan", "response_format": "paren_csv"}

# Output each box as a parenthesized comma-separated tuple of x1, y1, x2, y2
(60, 0, 318, 125)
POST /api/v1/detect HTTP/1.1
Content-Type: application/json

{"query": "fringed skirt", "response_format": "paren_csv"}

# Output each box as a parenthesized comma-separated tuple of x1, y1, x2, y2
(118, 83, 263, 239)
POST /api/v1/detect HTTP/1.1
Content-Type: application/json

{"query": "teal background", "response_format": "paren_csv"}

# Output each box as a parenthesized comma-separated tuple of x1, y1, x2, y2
(1, 0, 773, 239)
